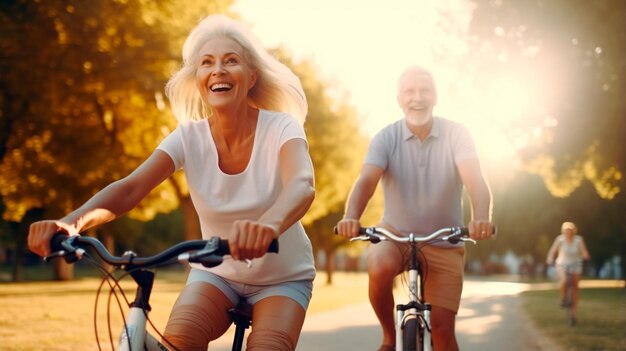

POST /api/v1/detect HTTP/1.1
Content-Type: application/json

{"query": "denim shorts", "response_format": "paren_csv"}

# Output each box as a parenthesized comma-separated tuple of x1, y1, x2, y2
(186, 268, 314, 310)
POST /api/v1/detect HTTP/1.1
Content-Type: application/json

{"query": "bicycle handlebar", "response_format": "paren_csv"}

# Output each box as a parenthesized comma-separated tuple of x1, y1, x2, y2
(336, 226, 479, 245)
(46, 234, 279, 269)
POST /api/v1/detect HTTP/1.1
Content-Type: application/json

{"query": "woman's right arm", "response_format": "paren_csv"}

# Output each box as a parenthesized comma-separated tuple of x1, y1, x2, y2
(28, 150, 176, 256)
(546, 236, 561, 265)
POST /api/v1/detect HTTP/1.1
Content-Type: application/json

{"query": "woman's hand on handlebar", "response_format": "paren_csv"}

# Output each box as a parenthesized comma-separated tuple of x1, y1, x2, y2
(467, 219, 495, 240)
(335, 218, 361, 239)
(28, 220, 79, 257)
(229, 220, 278, 261)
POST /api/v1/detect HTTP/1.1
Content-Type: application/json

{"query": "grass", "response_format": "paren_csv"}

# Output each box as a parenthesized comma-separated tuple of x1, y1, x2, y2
(520, 284, 626, 351)
(0, 268, 369, 351)
(1, 266, 624, 351)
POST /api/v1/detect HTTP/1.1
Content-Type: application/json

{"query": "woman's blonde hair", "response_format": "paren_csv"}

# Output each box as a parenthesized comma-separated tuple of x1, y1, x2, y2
(561, 221, 578, 234)
(165, 15, 307, 124)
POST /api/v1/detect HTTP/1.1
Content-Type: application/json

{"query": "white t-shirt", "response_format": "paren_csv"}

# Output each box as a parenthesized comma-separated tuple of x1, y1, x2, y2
(553, 235, 585, 266)
(157, 109, 316, 285)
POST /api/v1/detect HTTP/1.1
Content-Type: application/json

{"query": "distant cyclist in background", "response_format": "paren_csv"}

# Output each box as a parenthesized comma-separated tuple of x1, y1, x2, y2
(546, 221, 591, 321)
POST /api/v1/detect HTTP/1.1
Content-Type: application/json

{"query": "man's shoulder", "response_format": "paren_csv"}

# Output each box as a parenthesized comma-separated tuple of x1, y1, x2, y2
(434, 116, 467, 131)
(375, 119, 405, 137)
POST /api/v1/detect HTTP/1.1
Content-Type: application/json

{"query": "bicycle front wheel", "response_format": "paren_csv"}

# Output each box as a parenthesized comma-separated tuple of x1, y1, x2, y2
(402, 317, 422, 351)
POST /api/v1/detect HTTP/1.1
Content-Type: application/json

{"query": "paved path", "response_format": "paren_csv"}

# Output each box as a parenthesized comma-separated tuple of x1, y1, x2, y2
(208, 277, 562, 350)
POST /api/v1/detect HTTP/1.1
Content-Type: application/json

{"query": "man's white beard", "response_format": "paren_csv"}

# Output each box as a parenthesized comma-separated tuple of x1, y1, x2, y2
(406, 112, 431, 127)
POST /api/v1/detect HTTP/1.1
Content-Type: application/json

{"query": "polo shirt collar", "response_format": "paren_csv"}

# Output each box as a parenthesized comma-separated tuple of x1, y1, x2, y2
(402, 117, 440, 141)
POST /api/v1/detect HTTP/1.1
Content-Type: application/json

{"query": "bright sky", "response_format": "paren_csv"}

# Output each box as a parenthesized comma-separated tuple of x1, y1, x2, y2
(231, 0, 538, 177)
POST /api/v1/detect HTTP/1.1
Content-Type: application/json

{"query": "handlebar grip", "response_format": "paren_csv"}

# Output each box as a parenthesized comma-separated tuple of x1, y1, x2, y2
(50, 233, 70, 252)
(462, 226, 497, 236)
(268, 239, 279, 253)
(196, 238, 279, 268)
(216, 238, 279, 254)
(332, 226, 369, 235)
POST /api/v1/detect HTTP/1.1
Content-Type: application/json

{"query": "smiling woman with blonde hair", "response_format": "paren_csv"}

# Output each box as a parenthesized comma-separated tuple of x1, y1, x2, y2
(166, 14, 307, 124)
(28, 14, 316, 350)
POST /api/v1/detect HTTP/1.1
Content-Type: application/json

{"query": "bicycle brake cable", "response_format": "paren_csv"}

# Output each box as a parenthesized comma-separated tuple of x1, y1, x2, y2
(79, 253, 130, 351)
(86, 256, 132, 351)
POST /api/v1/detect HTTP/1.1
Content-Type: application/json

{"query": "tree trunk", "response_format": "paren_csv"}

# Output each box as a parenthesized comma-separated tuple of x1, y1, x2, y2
(180, 196, 201, 241)
(98, 226, 115, 273)
(621, 245, 626, 286)
(13, 208, 45, 281)
(102, 228, 115, 255)
(10, 221, 23, 282)
(54, 259, 74, 281)
(324, 246, 335, 285)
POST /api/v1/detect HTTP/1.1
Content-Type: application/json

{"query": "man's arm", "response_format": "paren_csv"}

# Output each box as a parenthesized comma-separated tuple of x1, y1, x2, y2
(457, 158, 494, 240)
(336, 164, 384, 238)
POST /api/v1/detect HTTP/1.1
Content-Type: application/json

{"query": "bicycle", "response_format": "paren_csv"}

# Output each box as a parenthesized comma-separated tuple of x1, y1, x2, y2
(560, 262, 581, 326)
(45, 233, 278, 351)
(349, 226, 481, 351)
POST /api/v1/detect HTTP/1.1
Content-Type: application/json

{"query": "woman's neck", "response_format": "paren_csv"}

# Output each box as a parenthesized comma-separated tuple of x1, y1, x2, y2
(211, 105, 257, 143)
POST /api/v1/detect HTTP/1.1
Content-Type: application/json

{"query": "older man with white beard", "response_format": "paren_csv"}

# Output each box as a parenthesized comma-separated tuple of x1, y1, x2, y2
(335, 66, 494, 351)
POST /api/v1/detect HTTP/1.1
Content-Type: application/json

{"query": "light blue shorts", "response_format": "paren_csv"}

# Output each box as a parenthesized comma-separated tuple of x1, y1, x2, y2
(186, 268, 313, 311)
(556, 262, 583, 281)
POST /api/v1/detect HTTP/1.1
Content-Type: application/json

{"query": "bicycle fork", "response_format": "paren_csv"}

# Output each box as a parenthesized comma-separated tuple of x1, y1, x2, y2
(396, 267, 432, 351)
(396, 303, 432, 351)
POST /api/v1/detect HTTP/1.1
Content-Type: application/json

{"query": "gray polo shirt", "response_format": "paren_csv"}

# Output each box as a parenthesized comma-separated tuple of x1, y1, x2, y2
(365, 117, 478, 246)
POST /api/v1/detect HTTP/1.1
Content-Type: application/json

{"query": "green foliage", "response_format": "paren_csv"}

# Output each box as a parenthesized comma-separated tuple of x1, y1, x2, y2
(0, 0, 234, 278)
(465, 0, 626, 274)
(0, 0, 234, 222)
(0, 1, 373, 278)
(1, 0, 170, 221)
(274, 48, 376, 258)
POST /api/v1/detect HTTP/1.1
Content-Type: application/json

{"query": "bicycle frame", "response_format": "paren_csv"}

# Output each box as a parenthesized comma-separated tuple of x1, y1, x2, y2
(395, 234, 432, 351)
(46, 234, 269, 351)
(562, 264, 578, 326)
(120, 272, 253, 351)
(118, 269, 169, 351)
(349, 226, 480, 351)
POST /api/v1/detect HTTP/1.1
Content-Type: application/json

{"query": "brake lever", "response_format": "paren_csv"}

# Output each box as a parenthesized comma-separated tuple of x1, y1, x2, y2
(442, 232, 476, 245)
(349, 235, 371, 242)
(44, 235, 85, 263)
(350, 234, 384, 244)
(460, 237, 477, 245)
(43, 250, 67, 262)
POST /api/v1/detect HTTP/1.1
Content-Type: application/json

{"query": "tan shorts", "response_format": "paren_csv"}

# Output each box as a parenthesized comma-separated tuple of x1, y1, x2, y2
(372, 241, 465, 313)
(417, 245, 465, 313)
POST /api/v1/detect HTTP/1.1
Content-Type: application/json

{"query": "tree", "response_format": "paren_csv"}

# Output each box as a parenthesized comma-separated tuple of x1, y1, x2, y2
(464, 0, 625, 276)
(0, 0, 233, 280)
(277, 51, 377, 283)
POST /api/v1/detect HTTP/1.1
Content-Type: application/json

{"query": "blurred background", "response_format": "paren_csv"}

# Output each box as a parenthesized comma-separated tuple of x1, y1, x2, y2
(1, 0, 624, 284)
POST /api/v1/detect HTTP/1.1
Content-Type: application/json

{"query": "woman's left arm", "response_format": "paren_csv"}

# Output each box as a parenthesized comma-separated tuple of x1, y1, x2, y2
(580, 237, 591, 261)
(258, 138, 315, 233)
(229, 138, 314, 260)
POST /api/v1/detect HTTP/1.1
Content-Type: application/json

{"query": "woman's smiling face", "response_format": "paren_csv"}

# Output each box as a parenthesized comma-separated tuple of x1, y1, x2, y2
(196, 37, 257, 110)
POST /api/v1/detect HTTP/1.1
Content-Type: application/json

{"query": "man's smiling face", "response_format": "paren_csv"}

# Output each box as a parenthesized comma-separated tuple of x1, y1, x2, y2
(397, 68, 438, 127)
